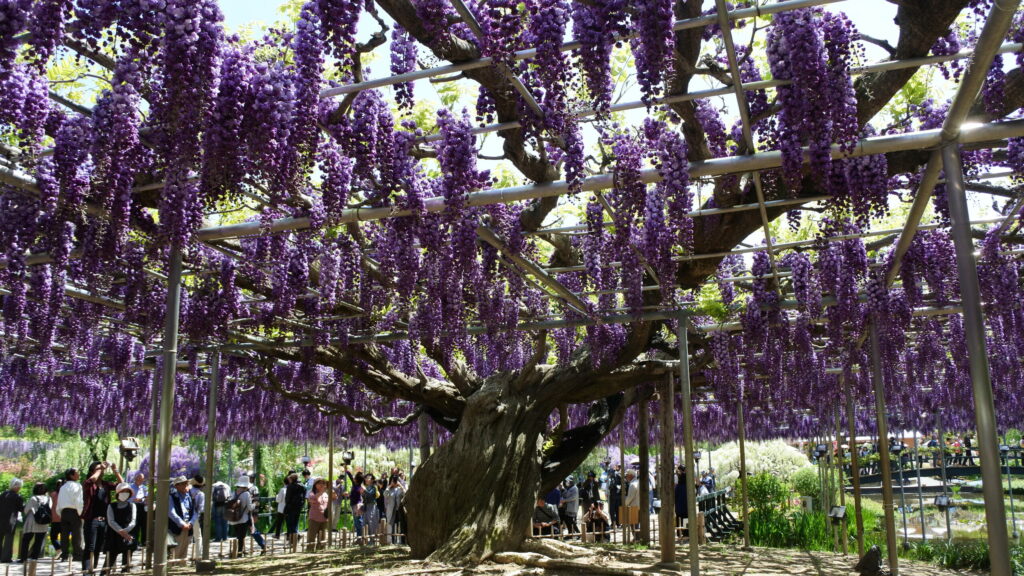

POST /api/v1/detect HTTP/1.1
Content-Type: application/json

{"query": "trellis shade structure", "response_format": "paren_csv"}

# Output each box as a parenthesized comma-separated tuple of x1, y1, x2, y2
(2, 0, 1024, 571)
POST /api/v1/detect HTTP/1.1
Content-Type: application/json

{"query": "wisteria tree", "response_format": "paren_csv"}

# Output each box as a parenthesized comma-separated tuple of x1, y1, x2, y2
(1, 0, 1023, 564)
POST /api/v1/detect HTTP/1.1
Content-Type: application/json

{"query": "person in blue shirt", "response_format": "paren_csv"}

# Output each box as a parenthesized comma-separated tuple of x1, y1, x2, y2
(168, 476, 196, 561)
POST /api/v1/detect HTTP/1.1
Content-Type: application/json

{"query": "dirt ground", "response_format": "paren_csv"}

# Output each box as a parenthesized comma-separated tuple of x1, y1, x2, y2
(169, 542, 983, 576)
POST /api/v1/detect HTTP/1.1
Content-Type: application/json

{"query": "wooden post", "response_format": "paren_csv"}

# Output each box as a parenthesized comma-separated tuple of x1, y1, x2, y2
(658, 373, 678, 567)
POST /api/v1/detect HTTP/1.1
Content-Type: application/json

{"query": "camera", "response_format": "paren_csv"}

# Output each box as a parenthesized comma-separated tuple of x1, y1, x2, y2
(342, 451, 354, 465)
(119, 438, 140, 462)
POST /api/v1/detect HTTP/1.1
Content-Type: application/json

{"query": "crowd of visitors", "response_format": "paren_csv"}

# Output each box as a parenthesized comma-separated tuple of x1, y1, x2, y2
(0, 459, 411, 570)
(532, 462, 718, 539)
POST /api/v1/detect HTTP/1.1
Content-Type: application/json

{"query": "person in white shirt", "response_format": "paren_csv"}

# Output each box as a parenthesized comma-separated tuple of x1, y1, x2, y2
(57, 468, 84, 562)
(271, 475, 288, 539)
(130, 473, 147, 544)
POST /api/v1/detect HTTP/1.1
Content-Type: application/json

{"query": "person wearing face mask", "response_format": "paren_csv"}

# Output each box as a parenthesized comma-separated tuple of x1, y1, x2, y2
(104, 484, 137, 573)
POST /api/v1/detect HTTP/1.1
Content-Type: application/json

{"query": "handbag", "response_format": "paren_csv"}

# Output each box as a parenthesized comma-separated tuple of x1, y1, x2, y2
(166, 532, 179, 548)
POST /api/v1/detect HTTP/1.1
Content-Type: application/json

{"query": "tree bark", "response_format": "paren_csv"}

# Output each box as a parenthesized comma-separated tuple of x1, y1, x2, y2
(404, 374, 549, 563)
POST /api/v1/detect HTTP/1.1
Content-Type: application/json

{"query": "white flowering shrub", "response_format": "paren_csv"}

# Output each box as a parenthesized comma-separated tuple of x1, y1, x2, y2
(708, 439, 811, 490)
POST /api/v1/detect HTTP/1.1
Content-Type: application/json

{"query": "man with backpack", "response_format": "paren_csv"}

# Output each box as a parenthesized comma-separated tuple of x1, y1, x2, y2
(225, 476, 253, 555)
(211, 480, 229, 542)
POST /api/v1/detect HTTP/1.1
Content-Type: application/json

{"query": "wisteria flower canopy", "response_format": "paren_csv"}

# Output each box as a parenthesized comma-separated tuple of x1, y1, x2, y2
(0, 0, 1023, 562)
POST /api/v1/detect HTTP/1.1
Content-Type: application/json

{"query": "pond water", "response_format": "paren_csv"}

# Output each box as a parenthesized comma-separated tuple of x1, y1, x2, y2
(862, 492, 1024, 541)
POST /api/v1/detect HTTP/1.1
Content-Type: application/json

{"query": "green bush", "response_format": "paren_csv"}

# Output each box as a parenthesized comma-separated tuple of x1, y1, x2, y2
(747, 472, 788, 511)
(791, 466, 820, 499)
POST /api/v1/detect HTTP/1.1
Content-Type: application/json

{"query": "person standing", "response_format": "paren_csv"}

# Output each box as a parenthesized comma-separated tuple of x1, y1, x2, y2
(331, 475, 346, 532)
(104, 483, 137, 573)
(82, 461, 123, 572)
(19, 482, 48, 563)
(360, 474, 380, 545)
(48, 480, 62, 557)
(210, 480, 229, 542)
(129, 472, 147, 545)
(623, 470, 640, 531)
(271, 475, 288, 539)
(305, 478, 330, 552)
(383, 476, 404, 544)
(346, 470, 364, 541)
(580, 472, 600, 512)
(168, 476, 195, 561)
(0, 478, 23, 563)
(283, 473, 305, 544)
(57, 468, 83, 563)
(560, 477, 580, 537)
(226, 477, 253, 555)
(189, 475, 207, 560)
(607, 465, 622, 526)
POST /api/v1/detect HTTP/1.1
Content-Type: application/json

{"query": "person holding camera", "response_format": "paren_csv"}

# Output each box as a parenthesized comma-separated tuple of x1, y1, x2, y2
(582, 501, 611, 542)
(82, 461, 123, 572)
(104, 483, 137, 573)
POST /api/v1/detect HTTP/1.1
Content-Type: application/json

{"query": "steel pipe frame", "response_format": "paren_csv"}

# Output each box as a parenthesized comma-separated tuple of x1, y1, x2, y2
(193, 118, 1024, 243)
(151, 247, 183, 576)
(944, 142, 1013, 576)
(677, 314, 699, 576)
(200, 350, 220, 566)
(414, 44, 1023, 145)
(737, 385, 751, 549)
(844, 372, 865, 555)
(869, 325, 900, 575)
(638, 398, 651, 545)
(834, 403, 848, 555)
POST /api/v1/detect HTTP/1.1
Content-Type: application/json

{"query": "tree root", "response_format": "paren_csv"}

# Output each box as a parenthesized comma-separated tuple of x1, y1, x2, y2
(492, 550, 678, 576)
(519, 538, 592, 559)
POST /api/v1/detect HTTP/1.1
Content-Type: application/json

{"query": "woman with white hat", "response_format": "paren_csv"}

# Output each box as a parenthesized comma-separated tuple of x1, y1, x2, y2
(226, 476, 254, 555)
(104, 483, 137, 572)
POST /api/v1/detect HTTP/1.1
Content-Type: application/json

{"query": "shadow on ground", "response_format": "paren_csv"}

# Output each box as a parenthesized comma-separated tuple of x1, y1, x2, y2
(168, 543, 978, 576)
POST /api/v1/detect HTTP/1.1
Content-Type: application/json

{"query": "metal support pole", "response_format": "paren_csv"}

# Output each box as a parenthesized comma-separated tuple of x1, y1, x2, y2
(869, 325, 899, 576)
(1008, 453, 1019, 539)
(152, 247, 183, 576)
(657, 374, 678, 567)
(843, 368, 860, 553)
(938, 414, 952, 545)
(639, 399, 651, 545)
(898, 450, 909, 549)
(146, 370, 159, 569)
(328, 417, 335, 547)
(835, 403, 848, 554)
(943, 143, 1012, 576)
(737, 386, 751, 549)
(199, 350, 219, 568)
(914, 431, 926, 543)
(677, 314, 699, 576)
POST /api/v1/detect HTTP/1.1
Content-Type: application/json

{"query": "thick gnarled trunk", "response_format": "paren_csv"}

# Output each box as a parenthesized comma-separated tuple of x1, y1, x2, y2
(404, 374, 548, 563)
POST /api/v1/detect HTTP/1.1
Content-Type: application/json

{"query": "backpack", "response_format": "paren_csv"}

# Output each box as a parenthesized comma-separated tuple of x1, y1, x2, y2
(33, 501, 52, 525)
(212, 484, 227, 505)
(224, 497, 245, 523)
